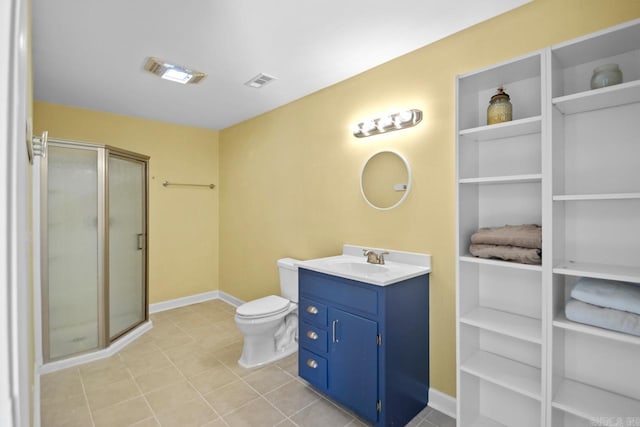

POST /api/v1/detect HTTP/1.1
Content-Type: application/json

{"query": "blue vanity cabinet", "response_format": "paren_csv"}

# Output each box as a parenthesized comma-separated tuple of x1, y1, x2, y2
(298, 267, 430, 427)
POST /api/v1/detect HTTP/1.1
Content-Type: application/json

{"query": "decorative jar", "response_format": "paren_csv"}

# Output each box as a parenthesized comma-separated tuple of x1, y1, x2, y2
(590, 63, 623, 89)
(487, 87, 512, 125)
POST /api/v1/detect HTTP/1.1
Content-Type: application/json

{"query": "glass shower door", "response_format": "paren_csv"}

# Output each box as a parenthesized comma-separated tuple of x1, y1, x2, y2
(108, 155, 146, 339)
(46, 145, 102, 360)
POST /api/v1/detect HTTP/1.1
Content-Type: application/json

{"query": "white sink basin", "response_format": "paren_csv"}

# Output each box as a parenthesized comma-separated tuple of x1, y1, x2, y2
(325, 260, 389, 275)
(296, 245, 431, 286)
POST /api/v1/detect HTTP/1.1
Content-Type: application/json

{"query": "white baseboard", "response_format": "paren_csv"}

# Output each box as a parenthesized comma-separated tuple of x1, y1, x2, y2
(218, 290, 245, 308)
(149, 290, 220, 313)
(428, 388, 456, 419)
(38, 321, 153, 374)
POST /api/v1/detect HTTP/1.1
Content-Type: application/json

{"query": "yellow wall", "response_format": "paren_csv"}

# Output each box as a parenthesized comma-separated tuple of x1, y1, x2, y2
(219, 0, 640, 397)
(33, 102, 220, 303)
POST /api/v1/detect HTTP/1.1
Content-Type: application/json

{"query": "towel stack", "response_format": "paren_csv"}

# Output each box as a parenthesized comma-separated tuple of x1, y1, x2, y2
(566, 277, 640, 337)
(469, 224, 542, 265)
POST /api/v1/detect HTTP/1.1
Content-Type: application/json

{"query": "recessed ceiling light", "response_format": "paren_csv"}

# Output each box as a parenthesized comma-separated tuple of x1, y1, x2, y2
(244, 73, 277, 88)
(144, 57, 206, 84)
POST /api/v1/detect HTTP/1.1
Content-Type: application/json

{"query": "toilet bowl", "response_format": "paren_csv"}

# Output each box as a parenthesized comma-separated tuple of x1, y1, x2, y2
(235, 258, 299, 368)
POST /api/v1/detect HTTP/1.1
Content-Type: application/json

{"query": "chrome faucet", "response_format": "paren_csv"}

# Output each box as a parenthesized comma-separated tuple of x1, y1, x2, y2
(362, 249, 389, 265)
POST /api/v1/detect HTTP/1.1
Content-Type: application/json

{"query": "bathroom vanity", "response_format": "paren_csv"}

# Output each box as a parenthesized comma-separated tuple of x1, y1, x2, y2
(297, 245, 431, 427)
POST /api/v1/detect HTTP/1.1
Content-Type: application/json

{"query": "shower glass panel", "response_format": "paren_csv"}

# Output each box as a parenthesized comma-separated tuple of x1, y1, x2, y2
(108, 155, 146, 339)
(42, 139, 148, 363)
(46, 145, 101, 360)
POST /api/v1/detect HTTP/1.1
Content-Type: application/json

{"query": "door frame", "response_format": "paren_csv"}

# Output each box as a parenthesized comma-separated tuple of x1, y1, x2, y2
(0, 0, 31, 425)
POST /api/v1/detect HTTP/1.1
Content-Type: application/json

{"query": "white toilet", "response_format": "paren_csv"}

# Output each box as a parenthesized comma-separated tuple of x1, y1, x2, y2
(235, 258, 299, 368)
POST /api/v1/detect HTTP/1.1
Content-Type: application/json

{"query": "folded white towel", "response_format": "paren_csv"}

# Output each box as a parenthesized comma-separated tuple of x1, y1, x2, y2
(565, 299, 640, 337)
(571, 277, 640, 315)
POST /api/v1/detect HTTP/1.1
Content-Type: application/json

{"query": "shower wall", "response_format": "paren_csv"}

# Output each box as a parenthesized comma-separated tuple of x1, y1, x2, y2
(43, 140, 148, 362)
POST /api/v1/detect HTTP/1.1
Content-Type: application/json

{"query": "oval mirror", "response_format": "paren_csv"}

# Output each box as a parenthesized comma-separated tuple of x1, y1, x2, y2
(360, 150, 412, 210)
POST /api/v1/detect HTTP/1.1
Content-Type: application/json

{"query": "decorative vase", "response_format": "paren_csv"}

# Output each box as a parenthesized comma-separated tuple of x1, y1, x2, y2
(487, 87, 512, 125)
(590, 64, 623, 89)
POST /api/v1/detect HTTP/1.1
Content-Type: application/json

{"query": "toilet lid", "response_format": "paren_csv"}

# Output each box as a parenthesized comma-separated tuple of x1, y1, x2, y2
(236, 295, 290, 318)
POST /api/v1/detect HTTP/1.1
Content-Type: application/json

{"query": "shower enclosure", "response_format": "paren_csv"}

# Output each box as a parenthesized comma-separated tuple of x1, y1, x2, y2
(41, 139, 149, 362)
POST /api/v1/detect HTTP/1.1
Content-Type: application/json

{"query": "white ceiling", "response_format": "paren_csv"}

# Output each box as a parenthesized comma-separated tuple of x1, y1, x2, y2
(32, 0, 531, 130)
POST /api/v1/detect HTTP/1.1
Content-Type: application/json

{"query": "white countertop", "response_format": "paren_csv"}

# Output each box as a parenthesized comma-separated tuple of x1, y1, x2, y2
(296, 245, 431, 286)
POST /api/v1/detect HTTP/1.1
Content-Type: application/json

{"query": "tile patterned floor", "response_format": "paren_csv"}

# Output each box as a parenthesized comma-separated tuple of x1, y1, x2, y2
(40, 299, 456, 427)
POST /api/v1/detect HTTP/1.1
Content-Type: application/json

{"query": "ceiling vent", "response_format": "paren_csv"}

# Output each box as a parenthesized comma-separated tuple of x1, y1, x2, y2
(244, 73, 277, 88)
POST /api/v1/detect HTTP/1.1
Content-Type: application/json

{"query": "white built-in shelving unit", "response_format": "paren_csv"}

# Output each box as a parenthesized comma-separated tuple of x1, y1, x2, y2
(456, 18, 640, 427)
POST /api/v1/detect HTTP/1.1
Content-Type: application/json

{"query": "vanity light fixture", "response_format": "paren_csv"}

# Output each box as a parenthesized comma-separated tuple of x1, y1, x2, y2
(144, 57, 207, 84)
(351, 109, 422, 138)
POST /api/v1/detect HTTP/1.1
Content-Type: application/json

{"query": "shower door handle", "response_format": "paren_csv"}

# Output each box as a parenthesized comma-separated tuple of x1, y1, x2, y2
(137, 234, 144, 250)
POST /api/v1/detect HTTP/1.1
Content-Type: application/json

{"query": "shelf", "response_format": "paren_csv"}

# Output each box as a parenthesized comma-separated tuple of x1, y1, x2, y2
(469, 415, 507, 427)
(459, 116, 542, 141)
(552, 378, 640, 420)
(460, 255, 543, 272)
(459, 174, 542, 185)
(460, 350, 541, 401)
(553, 260, 640, 283)
(552, 80, 640, 114)
(553, 313, 640, 346)
(460, 307, 542, 344)
(553, 192, 640, 201)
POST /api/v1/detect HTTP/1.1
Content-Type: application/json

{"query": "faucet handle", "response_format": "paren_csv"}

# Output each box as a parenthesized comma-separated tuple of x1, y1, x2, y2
(378, 252, 389, 264)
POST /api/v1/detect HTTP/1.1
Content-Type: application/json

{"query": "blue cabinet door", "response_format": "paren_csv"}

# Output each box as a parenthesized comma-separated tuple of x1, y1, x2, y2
(328, 307, 378, 424)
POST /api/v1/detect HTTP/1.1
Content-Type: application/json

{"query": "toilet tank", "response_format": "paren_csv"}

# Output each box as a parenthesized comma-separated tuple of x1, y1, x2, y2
(277, 258, 299, 303)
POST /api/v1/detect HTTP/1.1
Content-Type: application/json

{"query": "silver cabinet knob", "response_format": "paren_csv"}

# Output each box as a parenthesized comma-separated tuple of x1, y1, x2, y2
(306, 331, 318, 340)
(306, 359, 318, 369)
(306, 306, 319, 314)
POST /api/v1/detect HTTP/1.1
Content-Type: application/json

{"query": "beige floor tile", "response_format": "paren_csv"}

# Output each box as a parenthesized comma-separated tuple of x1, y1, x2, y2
(188, 364, 237, 394)
(130, 417, 161, 427)
(202, 380, 260, 415)
(120, 339, 163, 357)
(346, 419, 369, 427)
(81, 364, 132, 391)
(135, 365, 185, 394)
(148, 323, 187, 339)
(197, 331, 240, 350)
(154, 333, 196, 350)
(290, 398, 353, 427)
(121, 350, 173, 377)
(166, 309, 206, 324)
(199, 308, 233, 323)
(144, 380, 200, 414)
(154, 397, 219, 427)
(201, 418, 228, 427)
(264, 380, 319, 416)
(223, 397, 285, 427)
(85, 377, 141, 412)
(174, 315, 212, 331)
(161, 342, 211, 362)
(244, 366, 292, 394)
(173, 352, 221, 378)
(79, 354, 126, 374)
(92, 396, 153, 427)
(275, 420, 297, 427)
(40, 368, 84, 403)
(41, 394, 92, 427)
(275, 353, 298, 377)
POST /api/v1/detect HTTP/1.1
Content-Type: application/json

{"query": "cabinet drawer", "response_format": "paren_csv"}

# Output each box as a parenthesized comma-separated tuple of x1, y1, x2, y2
(299, 349, 327, 391)
(299, 269, 378, 316)
(300, 321, 328, 354)
(300, 298, 327, 327)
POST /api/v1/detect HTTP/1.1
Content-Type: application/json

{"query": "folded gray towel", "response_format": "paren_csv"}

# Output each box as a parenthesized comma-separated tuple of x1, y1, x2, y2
(571, 277, 640, 315)
(471, 224, 542, 249)
(469, 243, 541, 265)
(565, 298, 640, 337)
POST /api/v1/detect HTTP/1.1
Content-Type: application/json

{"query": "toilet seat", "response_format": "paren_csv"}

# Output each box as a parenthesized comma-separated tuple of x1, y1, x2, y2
(236, 295, 290, 319)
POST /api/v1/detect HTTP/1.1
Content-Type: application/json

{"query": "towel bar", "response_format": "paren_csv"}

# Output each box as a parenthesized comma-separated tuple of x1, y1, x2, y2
(162, 180, 215, 189)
